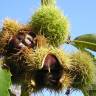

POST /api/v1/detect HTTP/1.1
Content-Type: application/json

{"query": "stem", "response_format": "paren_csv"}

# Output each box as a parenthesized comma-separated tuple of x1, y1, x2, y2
(41, 0, 56, 6)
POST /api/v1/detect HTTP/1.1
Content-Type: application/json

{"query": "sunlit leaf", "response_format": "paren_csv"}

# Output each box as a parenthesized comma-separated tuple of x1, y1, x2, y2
(72, 34, 96, 51)
(0, 60, 11, 96)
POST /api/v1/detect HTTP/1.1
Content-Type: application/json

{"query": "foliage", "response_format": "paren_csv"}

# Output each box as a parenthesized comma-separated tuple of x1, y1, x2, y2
(72, 34, 96, 51)
(0, 59, 11, 96)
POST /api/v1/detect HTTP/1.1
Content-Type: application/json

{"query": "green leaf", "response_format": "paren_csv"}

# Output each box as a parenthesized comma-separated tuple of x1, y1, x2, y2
(72, 34, 96, 51)
(0, 60, 11, 96)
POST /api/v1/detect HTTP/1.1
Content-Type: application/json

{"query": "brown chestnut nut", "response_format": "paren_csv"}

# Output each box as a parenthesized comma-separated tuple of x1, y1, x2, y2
(6, 31, 36, 55)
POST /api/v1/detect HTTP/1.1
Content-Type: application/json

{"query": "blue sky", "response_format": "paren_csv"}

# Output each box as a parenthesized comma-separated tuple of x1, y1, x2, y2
(0, 0, 96, 96)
